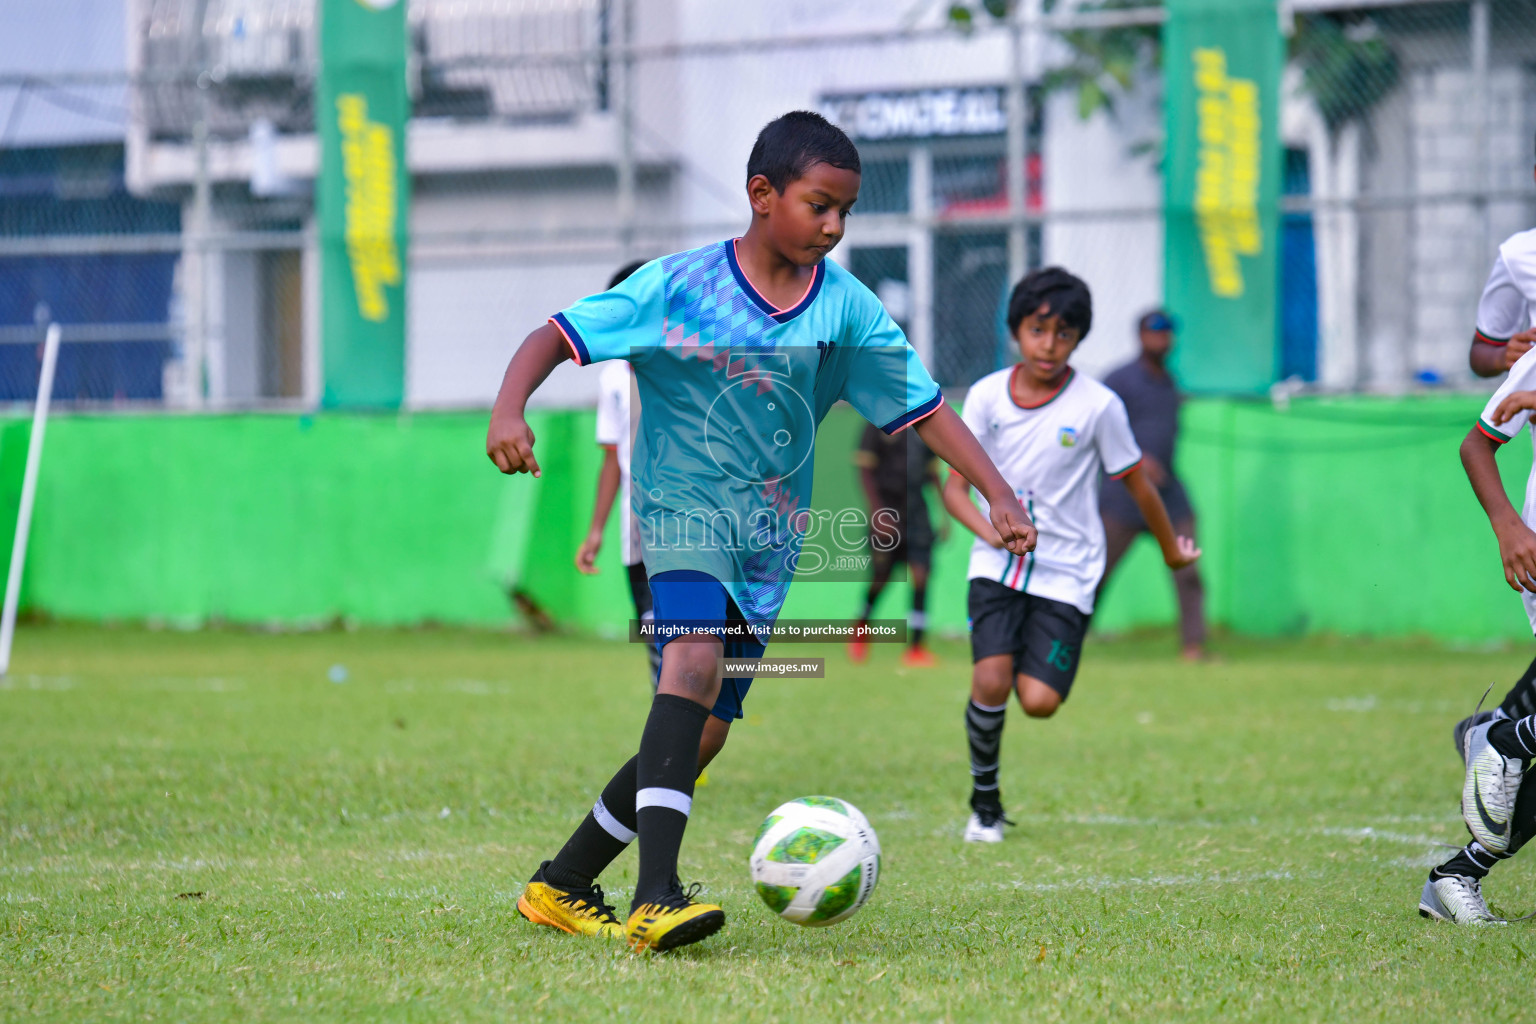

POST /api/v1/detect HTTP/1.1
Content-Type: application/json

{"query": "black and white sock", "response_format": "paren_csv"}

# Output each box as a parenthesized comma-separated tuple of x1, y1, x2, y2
(633, 693, 711, 907)
(966, 699, 1007, 808)
(544, 756, 638, 890)
(1498, 655, 1536, 721)
(1432, 840, 1507, 881)
(1488, 714, 1536, 761)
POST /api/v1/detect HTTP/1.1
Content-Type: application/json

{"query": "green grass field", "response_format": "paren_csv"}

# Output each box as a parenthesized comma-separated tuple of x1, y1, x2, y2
(3, 625, 1535, 1021)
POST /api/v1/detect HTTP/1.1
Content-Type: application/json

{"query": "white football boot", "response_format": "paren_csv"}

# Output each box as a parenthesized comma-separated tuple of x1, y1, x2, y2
(1418, 874, 1503, 926)
(1462, 720, 1525, 854)
(963, 805, 1009, 843)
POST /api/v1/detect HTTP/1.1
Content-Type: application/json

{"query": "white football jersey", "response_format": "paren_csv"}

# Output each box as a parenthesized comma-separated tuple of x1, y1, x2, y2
(960, 366, 1142, 614)
(1475, 228, 1536, 346)
(1476, 346, 1536, 633)
(595, 360, 642, 566)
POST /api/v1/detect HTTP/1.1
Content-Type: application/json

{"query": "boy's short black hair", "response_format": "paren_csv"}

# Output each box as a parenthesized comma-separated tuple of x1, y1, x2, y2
(1007, 266, 1093, 340)
(608, 259, 647, 290)
(746, 111, 861, 193)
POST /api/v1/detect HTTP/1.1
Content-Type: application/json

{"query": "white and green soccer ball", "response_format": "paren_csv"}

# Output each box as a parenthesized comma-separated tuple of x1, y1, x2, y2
(749, 796, 881, 926)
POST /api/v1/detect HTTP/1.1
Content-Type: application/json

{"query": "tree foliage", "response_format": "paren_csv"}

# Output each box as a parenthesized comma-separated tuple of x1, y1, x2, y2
(944, 0, 1399, 132)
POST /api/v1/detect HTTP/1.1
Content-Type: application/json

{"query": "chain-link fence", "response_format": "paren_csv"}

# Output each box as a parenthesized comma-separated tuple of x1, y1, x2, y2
(0, 0, 1531, 408)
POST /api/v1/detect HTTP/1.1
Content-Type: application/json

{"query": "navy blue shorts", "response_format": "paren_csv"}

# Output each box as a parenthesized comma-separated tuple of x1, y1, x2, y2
(649, 570, 767, 722)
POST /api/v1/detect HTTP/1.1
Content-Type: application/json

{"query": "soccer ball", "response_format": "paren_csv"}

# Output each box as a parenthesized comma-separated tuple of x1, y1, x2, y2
(748, 796, 881, 926)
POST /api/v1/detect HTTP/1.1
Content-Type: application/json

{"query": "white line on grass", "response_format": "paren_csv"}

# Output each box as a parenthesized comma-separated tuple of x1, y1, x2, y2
(0, 674, 74, 690)
(997, 869, 1310, 893)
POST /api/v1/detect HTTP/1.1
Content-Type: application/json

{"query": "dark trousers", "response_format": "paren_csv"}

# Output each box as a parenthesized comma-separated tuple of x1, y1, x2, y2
(1099, 514, 1206, 649)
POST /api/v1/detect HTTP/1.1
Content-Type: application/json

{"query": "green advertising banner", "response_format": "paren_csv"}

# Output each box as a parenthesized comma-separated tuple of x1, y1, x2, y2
(1164, 0, 1282, 394)
(317, 0, 410, 408)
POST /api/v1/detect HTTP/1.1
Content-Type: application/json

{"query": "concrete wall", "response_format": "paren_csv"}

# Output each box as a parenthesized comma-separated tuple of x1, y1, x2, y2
(405, 167, 676, 410)
(1354, 20, 1536, 392)
(1042, 88, 1164, 379)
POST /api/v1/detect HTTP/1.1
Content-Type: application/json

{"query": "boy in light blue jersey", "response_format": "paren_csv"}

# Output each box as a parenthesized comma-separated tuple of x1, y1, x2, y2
(487, 111, 1036, 952)
(552, 237, 942, 627)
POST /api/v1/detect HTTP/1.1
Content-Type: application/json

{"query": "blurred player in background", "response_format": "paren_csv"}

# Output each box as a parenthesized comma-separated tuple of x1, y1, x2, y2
(1097, 310, 1208, 661)
(575, 260, 662, 690)
(848, 423, 944, 667)
(946, 268, 1200, 844)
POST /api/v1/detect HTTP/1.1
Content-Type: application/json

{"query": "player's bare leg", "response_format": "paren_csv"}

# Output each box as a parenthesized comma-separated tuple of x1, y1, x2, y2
(1016, 673, 1062, 718)
(699, 715, 730, 769)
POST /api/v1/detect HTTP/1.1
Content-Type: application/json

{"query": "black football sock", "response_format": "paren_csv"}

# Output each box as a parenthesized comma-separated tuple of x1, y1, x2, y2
(966, 699, 1007, 808)
(633, 693, 711, 907)
(910, 585, 928, 647)
(545, 755, 638, 889)
(1431, 840, 1507, 881)
(1498, 655, 1536, 721)
(857, 590, 877, 625)
(1488, 715, 1536, 760)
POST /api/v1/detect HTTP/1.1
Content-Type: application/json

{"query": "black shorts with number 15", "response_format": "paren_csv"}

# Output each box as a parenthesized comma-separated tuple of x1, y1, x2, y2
(967, 578, 1089, 700)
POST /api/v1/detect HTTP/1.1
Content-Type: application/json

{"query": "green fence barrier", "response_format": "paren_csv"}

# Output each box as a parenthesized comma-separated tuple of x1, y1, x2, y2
(8, 395, 1530, 641)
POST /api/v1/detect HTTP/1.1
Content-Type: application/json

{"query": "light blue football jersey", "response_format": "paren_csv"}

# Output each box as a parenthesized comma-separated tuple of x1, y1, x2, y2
(552, 239, 942, 627)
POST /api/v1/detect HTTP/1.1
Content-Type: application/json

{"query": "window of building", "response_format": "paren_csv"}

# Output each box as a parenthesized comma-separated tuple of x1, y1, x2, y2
(831, 85, 1042, 390)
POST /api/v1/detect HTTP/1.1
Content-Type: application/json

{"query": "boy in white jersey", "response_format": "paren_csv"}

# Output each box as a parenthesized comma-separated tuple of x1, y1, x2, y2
(1416, 141, 1536, 924)
(945, 267, 1200, 842)
(1419, 167, 1536, 920)
(576, 260, 662, 689)
(1419, 352, 1536, 925)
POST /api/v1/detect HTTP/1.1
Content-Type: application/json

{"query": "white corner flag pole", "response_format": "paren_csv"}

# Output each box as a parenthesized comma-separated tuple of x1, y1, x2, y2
(0, 323, 61, 678)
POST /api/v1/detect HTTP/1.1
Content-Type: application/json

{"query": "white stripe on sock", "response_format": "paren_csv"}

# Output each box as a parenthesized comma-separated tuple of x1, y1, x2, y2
(970, 763, 998, 774)
(1467, 841, 1503, 869)
(971, 700, 1008, 713)
(635, 787, 693, 816)
(1518, 718, 1536, 756)
(910, 610, 927, 628)
(972, 782, 999, 791)
(592, 797, 637, 843)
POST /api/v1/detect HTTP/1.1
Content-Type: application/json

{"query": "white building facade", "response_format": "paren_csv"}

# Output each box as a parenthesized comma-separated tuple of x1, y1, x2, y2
(122, 0, 1536, 407)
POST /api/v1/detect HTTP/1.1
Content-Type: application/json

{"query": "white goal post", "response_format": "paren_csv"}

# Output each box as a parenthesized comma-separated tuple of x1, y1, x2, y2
(0, 323, 61, 678)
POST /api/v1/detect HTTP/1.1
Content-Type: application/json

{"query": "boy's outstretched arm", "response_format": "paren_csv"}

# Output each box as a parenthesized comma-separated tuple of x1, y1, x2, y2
(1121, 465, 1201, 570)
(915, 404, 1036, 556)
(1461, 425, 1536, 592)
(487, 323, 570, 477)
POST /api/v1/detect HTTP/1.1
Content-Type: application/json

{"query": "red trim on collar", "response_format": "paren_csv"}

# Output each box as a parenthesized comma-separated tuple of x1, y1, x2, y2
(1008, 364, 1075, 410)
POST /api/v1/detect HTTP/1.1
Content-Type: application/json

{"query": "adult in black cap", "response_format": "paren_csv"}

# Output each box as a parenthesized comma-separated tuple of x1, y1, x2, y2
(1097, 309, 1207, 660)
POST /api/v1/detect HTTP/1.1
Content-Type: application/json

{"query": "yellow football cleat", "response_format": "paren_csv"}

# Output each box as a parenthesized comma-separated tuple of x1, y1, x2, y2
(516, 862, 623, 939)
(626, 883, 726, 952)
